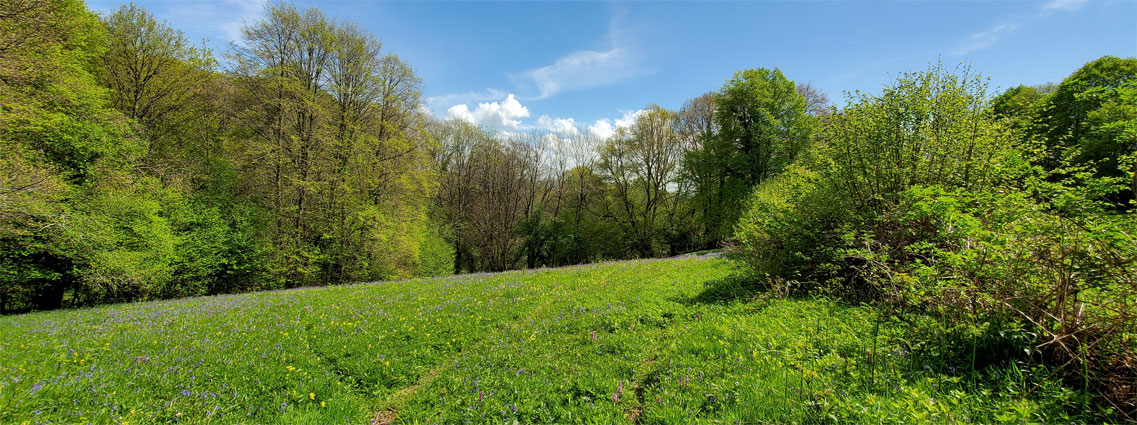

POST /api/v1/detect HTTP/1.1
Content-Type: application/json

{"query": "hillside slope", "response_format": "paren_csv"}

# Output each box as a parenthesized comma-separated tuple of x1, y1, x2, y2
(0, 257, 1085, 424)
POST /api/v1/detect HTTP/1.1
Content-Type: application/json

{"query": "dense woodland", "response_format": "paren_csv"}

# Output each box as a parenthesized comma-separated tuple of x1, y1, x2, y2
(2, 0, 1136, 415)
(0, 0, 826, 310)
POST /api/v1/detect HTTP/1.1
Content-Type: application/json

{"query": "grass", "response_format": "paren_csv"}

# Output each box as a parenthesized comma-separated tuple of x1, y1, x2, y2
(0, 257, 1096, 424)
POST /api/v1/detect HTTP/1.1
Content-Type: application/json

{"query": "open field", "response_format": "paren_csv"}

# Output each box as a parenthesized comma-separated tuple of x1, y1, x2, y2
(0, 257, 1087, 424)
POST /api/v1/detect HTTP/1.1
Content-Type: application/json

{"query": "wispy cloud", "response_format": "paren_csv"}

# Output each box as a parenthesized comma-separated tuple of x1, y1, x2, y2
(429, 10, 644, 124)
(1042, 0, 1090, 12)
(949, 0, 1090, 56)
(951, 23, 1022, 56)
(218, 0, 268, 44)
(509, 11, 646, 100)
(136, 0, 267, 46)
(432, 9, 648, 132)
(512, 47, 640, 100)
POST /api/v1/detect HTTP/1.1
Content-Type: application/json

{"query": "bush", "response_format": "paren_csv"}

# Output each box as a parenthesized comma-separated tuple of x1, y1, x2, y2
(732, 63, 1137, 418)
(732, 160, 846, 295)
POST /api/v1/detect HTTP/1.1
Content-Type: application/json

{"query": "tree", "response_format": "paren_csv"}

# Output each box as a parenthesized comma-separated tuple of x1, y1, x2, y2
(678, 92, 716, 151)
(231, 3, 433, 284)
(820, 63, 1017, 212)
(1081, 81, 1137, 197)
(684, 68, 815, 243)
(100, 4, 214, 153)
(0, 0, 183, 309)
(432, 120, 489, 273)
(598, 105, 683, 257)
(1037, 56, 1137, 172)
(795, 82, 830, 117)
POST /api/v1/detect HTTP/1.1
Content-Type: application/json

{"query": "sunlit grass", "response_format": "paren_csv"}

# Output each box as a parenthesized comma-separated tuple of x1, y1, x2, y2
(0, 257, 1089, 424)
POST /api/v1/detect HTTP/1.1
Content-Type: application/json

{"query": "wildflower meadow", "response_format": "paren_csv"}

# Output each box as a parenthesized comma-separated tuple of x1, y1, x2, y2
(0, 256, 1093, 424)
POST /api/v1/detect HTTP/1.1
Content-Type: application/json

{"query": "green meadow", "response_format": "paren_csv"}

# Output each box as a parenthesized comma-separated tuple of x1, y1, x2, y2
(0, 256, 1091, 424)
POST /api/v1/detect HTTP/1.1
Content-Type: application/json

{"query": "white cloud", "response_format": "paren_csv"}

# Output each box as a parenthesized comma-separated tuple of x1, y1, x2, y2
(425, 89, 506, 115)
(614, 109, 645, 128)
(445, 94, 531, 129)
(1043, 0, 1089, 12)
(515, 47, 640, 100)
(509, 11, 645, 100)
(951, 23, 1021, 56)
(446, 104, 475, 123)
(586, 109, 645, 139)
(537, 115, 580, 135)
(586, 119, 615, 139)
(949, 0, 1090, 56)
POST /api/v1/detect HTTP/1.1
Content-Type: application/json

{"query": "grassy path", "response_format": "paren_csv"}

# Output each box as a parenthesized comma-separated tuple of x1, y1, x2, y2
(371, 264, 621, 424)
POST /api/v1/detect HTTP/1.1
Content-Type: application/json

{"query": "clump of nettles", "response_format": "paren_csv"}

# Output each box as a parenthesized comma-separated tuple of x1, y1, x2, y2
(733, 60, 1137, 420)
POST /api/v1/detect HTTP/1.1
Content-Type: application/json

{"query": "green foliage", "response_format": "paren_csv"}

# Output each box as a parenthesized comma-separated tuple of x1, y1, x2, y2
(67, 176, 176, 303)
(684, 68, 815, 242)
(2, 3, 1133, 416)
(0, 0, 147, 311)
(822, 65, 1024, 210)
(415, 220, 455, 277)
(734, 61, 1137, 418)
(231, 3, 435, 285)
(733, 160, 846, 290)
(1037, 56, 1137, 184)
(1, 0, 438, 311)
(736, 64, 1022, 287)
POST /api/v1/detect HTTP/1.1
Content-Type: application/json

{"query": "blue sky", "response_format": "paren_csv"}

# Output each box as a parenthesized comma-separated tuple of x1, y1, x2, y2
(87, 0, 1135, 137)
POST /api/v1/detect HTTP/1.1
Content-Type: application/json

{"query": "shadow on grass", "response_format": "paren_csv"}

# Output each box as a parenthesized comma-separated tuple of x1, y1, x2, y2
(684, 272, 1036, 376)
(679, 272, 774, 306)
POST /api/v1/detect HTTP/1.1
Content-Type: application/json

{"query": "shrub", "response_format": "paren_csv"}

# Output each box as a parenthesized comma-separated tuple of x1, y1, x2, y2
(733, 63, 1137, 418)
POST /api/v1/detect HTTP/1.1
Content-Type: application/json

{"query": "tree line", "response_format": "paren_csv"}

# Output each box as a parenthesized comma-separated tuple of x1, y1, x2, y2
(0, 0, 821, 311)
(2, 0, 1134, 336)
(2, 1, 438, 310)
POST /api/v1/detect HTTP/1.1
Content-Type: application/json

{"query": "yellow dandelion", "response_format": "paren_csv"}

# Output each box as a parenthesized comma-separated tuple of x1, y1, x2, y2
(309, 392, 315, 400)
(320, 401, 326, 408)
